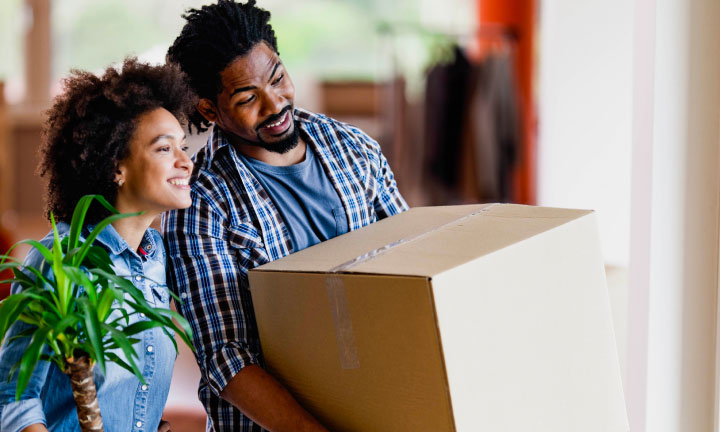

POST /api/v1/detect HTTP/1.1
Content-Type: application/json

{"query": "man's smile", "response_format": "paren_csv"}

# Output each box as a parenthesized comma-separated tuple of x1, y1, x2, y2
(258, 109, 292, 137)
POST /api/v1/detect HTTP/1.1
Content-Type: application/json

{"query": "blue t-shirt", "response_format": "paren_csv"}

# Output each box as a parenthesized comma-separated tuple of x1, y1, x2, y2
(239, 144, 349, 252)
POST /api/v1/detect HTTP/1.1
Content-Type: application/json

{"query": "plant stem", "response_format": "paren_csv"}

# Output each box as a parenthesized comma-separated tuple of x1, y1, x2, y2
(65, 355, 104, 432)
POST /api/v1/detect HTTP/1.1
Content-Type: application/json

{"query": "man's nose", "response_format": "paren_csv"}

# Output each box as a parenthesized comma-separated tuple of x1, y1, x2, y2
(258, 89, 285, 117)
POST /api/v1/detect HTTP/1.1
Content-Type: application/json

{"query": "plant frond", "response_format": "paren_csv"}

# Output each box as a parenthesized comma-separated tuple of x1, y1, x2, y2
(15, 327, 51, 401)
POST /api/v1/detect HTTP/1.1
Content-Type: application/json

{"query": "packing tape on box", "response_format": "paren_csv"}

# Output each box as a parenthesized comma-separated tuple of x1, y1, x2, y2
(324, 204, 498, 369)
(326, 275, 360, 369)
(329, 203, 499, 273)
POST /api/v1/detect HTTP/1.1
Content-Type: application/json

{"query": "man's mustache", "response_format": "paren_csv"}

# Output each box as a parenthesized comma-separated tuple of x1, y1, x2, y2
(257, 105, 292, 130)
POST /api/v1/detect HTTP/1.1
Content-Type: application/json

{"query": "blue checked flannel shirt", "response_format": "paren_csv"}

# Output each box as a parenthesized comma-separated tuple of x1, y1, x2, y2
(162, 108, 408, 431)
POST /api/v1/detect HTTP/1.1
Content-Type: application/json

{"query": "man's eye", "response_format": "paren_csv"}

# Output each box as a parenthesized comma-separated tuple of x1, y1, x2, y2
(237, 96, 254, 106)
(272, 74, 284, 85)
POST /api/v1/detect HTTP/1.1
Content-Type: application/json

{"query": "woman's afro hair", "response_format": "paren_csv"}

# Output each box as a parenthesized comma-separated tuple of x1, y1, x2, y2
(38, 58, 197, 223)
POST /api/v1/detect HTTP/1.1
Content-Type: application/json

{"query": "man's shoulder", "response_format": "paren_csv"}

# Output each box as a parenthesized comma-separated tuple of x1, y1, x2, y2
(295, 107, 378, 154)
(187, 144, 236, 196)
(295, 108, 370, 136)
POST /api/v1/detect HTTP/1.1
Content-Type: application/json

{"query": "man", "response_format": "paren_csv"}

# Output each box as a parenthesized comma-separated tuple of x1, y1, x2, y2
(163, 1, 408, 431)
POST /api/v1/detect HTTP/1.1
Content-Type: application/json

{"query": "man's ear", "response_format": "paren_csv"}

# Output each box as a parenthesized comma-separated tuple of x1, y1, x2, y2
(197, 99, 218, 123)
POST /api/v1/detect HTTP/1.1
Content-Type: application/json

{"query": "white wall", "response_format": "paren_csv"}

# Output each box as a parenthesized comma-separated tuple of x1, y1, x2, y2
(537, 0, 633, 267)
(628, 0, 720, 431)
(540, 1, 720, 430)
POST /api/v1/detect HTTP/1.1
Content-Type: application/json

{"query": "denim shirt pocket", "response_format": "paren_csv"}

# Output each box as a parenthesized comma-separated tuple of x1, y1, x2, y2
(150, 283, 170, 305)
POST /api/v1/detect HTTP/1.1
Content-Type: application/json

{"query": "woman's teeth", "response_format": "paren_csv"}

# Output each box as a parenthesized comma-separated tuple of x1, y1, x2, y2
(169, 178, 189, 186)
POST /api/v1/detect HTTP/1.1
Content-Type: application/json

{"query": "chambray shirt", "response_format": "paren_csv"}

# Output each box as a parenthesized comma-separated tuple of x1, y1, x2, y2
(162, 107, 408, 431)
(0, 223, 176, 432)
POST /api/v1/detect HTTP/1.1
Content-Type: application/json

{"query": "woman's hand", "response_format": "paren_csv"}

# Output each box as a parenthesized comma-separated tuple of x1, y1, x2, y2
(158, 419, 171, 432)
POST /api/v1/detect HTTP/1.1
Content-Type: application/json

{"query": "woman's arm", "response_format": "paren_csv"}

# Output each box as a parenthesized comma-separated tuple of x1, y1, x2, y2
(21, 424, 48, 432)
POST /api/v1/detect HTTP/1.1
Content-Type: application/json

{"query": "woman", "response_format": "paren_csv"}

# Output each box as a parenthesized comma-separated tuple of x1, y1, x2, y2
(0, 58, 196, 432)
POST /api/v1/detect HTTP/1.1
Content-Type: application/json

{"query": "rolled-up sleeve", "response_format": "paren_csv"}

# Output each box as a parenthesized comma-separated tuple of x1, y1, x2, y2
(0, 248, 51, 432)
(1, 398, 46, 432)
(163, 187, 265, 396)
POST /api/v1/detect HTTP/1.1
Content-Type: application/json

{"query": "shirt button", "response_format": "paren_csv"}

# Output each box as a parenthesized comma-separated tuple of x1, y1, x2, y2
(140, 312, 146, 318)
(145, 243, 153, 251)
(181, 292, 188, 299)
(147, 345, 154, 353)
(136, 421, 143, 428)
(134, 275, 142, 282)
(141, 384, 148, 391)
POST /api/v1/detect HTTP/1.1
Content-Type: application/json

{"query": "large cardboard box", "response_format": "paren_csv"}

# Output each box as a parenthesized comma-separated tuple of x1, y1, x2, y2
(249, 204, 628, 431)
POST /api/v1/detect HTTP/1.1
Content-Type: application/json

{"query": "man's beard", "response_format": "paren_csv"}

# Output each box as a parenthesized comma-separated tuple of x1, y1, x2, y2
(256, 122, 300, 154)
(231, 106, 300, 154)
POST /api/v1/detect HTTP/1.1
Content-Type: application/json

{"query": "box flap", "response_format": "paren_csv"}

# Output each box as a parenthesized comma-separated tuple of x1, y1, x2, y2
(253, 204, 593, 277)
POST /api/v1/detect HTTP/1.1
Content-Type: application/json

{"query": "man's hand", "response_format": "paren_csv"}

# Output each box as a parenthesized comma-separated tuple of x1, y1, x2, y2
(220, 365, 329, 432)
(157, 419, 171, 432)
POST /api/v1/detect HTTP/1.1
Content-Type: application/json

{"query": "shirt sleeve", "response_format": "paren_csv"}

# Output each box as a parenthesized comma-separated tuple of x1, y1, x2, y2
(348, 125, 409, 219)
(163, 188, 265, 396)
(0, 247, 52, 431)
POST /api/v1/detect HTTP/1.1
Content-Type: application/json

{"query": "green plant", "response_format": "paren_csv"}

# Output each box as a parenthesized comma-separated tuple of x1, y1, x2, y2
(0, 195, 194, 432)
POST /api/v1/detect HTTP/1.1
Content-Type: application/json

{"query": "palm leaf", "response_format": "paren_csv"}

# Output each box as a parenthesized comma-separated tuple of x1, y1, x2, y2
(78, 298, 105, 373)
(14, 326, 51, 401)
(0, 239, 54, 266)
(0, 294, 35, 342)
(72, 211, 142, 265)
(101, 324, 143, 381)
(64, 267, 99, 305)
(67, 195, 100, 255)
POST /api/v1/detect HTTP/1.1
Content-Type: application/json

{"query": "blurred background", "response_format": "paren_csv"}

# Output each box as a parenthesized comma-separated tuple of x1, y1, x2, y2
(0, 1, 718, 431)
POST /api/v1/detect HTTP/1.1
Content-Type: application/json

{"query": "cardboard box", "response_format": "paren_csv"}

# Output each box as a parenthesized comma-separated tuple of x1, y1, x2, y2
(249, 204, 628, 431)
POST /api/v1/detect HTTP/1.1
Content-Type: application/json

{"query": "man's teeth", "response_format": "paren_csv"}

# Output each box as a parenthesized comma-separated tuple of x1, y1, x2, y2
(266, 114, 285, 128)
(169, 178, 189, 186)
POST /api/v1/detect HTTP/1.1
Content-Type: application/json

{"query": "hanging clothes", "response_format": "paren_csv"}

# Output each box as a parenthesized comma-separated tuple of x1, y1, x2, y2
(424, 46, 471, 189)
(464, 51, 520, 202)
(424, 44, 521, 203)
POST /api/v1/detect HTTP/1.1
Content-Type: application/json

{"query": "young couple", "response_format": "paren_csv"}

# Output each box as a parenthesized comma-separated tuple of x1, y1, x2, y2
(0, 1, 407, 431)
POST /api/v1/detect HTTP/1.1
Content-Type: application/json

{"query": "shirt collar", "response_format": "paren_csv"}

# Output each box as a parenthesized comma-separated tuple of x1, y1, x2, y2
(205, 108, 312, 165)
(205, 124, 231, 165)
(84, 223, 160, 259)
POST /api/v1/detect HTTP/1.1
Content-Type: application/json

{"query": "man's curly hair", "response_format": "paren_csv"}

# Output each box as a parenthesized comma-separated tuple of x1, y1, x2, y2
(38, 58, 197, 224)
(167, 0, 278, 133)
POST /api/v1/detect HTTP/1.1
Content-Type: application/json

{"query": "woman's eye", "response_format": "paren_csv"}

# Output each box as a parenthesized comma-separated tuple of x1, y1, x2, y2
(272, 74, 284, 85)
(158, 146, 170, 152)
(182, 146, 190, 153)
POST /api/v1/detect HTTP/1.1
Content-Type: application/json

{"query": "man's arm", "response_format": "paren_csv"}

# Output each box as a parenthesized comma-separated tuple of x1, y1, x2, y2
(163, 188, 327, 431)
(220, 365, 328, 432)
(347, 125, 409, 219)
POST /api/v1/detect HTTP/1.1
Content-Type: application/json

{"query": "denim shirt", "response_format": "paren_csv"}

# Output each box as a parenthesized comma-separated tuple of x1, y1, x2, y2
(0, 223, 176, 432)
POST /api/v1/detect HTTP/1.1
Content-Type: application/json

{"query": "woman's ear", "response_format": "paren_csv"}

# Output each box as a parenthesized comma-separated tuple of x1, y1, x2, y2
(114, 165, 126, 188)
(197, 99, 218, 123)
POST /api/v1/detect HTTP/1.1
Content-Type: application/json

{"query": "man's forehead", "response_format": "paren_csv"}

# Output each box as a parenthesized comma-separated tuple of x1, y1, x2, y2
(220, 43, 281, 91)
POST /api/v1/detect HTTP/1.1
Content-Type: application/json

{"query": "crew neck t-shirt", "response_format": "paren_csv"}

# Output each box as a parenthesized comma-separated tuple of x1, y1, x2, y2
(238, 144, 349, 252)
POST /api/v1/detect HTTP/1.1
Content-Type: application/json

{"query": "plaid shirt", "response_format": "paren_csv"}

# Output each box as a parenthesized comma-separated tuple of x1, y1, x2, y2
(162, 108, 408, 431)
